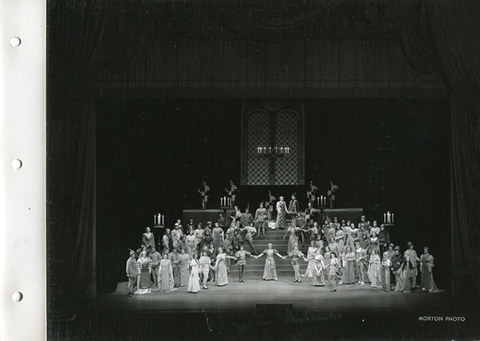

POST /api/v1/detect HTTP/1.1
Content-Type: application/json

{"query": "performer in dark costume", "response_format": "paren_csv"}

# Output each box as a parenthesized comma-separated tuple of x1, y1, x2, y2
(198, 180, 210, 210)
(254, 202, 269, 237)
(307, 181, 318, 205)
(225, 180, 238, 209)
(328, 180, 339, 208)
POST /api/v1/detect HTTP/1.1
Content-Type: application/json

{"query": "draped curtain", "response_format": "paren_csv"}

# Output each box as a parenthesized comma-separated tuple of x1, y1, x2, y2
(425, 0, 480, 291)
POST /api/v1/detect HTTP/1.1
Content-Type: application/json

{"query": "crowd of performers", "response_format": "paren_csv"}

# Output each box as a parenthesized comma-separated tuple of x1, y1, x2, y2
(126, 201, 439, 296)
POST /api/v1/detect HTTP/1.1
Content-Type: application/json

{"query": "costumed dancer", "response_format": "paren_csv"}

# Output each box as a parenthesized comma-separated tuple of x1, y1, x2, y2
(312, 253, 326, 286)
(188, 253, 201, 293)
(391, 246, 403, 291)
(168, 247, 180, 287)
(293, 213, 308, 248)
(368, 249, 382, 288)
(126, 249, 139, 297)
(326, 252, 340, 292)
(142, 227, 155, 249)
(135, 251, 153, 295)
(255, 243, 286, 281)
(234, 245, 253, 283)
(158, 253, 175, 292)
(217, 213, 228, 233)
(203, 222, 213, 249)
(302, 240, 318, 278)
(254, 202, 269, 237)
(420, 247, 439, 292)
(198, 181, 210, 210)
(404, 242, 420, 288)
(240, 223, 257, 254)
(214, 247, 236, 286)
(199, 250, 213, 289)
(284, 244, 307, 283)
(225, 180, 238, 209)
(283, 224, 299, 254)
(178, 248, 190, 287)
(275, 196, 288, 229)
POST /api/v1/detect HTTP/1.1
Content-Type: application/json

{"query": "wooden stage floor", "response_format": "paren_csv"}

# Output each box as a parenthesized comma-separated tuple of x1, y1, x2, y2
(102, 276, 449, 313)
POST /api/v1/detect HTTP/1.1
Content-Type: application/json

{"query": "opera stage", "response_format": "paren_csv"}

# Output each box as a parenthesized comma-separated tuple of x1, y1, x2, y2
(105, 277, 448, 313)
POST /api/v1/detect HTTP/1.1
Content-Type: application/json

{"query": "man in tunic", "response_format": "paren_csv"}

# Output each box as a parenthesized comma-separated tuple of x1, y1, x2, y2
(126, 250, 139, 297)
(240, 208, 254, 227)
(381, 249, 392, 291)
(149, 246, 162, 286)
(225, 180, 238, 209)
(168, 247, 181, 288)
(217, 213, 228, 233)
(198, 180, 210, 210)
(254, 202, 269, 237)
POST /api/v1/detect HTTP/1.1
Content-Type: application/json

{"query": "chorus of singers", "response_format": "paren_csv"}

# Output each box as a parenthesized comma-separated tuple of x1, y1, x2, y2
(126, 203, 439, 296)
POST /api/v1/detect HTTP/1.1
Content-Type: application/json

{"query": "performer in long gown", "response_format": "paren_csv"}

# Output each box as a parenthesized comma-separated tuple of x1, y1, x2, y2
(368, 249, 382, 288)
(288, 194, 299, 219)
(135, 251, 153, 295)
(255, 243, 285, 281)
(198, 181, 210, 210)
(254, 202, 269, 237)
(326, 252, 340, 292)
(234, 246, 252, 283)
(341, 245, 356, 285)
(335, 228, 345, 256)
(199, 250, 213, 289)
(323, 246, 331, 279)
(312, 253, 326, 286)
(283, 225, 298, 254)
(370, 232, 380, 255)
(188, 253, 201, 293)
(184, 230, 197, 257)
(354, 241, 368, 286)
(178, 248, 190, 287)
(212, 222, 224, 250)
(420, 247, 439, 292)
(302, 240, 318, 278)
(404, 242, 420, 288)
(391, 246, 404, 291)
(168, 247, 180, 287)
(284, 244, 307, 283)
(162, 229, 170, 255)
(194, 223, 204, 251)
(382, 249, 392, 292)
(158, 253, 175, 292)
(214, 247, 236, 286)
(142, 227, 155, 249)
(275, 196, 288, 229)
(396, 256, 414, 293)
(126, 250, 139, 297)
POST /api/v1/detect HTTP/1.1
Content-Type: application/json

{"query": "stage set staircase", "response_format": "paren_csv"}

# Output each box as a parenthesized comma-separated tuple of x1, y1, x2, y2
(230, 221, 305, 279)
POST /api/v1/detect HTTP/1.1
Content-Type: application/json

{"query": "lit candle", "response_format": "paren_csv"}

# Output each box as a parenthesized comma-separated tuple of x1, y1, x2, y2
(154, 215, 156, 225)
(392, 213, 394, 223)
(387, 212, 391, 224)
(384, 213, 387, 224)
(317, 197, 319, 206)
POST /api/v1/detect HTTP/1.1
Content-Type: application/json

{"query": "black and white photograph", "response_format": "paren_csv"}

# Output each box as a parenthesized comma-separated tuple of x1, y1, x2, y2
(42, 0, 480, 340)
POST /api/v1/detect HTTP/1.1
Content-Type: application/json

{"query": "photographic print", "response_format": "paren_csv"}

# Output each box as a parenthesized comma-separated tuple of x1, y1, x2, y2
(44, 0, 480, 340)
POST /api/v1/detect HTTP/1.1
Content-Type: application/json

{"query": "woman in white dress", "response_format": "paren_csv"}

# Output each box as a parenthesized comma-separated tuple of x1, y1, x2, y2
(302, 240, 318, 278)
(255, 243, 285, 281)
(214, 247, 236, 286)
(188, 253, 201, 293)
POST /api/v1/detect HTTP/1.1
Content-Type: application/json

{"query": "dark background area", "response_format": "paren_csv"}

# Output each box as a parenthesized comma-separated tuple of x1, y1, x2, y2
(96, 97, 450, 293)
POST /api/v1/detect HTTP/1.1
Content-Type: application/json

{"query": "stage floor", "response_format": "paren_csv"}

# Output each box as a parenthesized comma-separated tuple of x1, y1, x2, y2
(100, 277, 448, 313)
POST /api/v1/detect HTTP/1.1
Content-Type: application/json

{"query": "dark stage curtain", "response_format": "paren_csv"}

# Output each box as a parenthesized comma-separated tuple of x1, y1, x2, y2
(425, 0, 480, 292)
(48, 0, 150, 302)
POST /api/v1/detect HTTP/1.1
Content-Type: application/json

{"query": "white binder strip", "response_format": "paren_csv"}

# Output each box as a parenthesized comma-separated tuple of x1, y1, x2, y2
(0, 0, 46, 340)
